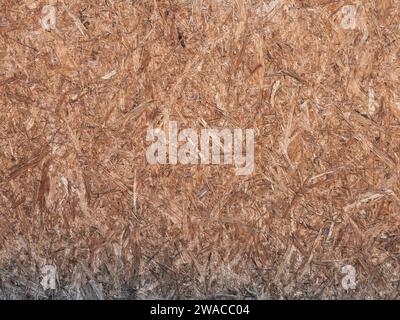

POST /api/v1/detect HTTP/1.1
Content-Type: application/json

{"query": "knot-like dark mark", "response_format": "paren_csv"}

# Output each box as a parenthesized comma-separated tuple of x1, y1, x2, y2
(177, 28, 185, 48)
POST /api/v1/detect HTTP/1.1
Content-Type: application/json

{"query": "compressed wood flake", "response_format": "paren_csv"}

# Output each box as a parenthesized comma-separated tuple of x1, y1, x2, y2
(0, 0, 399, 299)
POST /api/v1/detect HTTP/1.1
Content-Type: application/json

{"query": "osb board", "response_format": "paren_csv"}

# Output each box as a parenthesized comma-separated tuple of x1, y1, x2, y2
(0, 0, 399, 299)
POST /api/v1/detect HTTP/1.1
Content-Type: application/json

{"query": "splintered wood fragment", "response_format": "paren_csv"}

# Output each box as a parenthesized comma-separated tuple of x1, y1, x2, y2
(344, 190, 391, 212)
(0, 75, 18, 87)
(101, 70, 117, 80)
(280, 70, 307, 84)
(133, 169, 137, 212)
(197, 185, 209, 199)
(37, 159, 51, 210)
(354, 133, 395, 168)
(270, 80, 280, 109)
(114, 100, 154, 126)
(61, 1, 88, 38)
(274, 243, 295, 283)
(7, 148, 49, 181)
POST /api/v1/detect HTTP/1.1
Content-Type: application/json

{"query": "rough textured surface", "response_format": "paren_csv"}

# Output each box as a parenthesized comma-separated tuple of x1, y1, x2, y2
(0, 0, 399, 299)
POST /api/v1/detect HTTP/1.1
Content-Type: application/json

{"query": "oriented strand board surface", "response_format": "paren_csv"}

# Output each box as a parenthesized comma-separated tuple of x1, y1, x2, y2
(0, 0, 399, 299)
